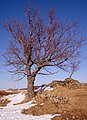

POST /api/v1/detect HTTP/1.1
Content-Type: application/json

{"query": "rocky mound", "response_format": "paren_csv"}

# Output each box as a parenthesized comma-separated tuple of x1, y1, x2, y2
(49, 78, 81, 89)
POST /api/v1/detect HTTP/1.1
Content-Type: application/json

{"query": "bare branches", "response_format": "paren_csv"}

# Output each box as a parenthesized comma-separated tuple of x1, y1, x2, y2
(3, 7, 84, 81)
(48, 9, 56, 24)
(69, 60, 80, 78)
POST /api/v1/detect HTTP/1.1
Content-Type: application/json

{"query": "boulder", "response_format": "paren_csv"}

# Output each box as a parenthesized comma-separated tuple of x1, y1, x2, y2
(49, 78, 81, 89)
(65, 78, 81, 89)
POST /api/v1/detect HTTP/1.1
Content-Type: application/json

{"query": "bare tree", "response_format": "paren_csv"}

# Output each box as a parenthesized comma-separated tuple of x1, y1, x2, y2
(3, 7, 83, 100)
(69, 60, 80, 78)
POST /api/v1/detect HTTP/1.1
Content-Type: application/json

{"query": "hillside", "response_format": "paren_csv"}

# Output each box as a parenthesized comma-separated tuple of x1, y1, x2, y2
(22, 78, 87, 120)
(0, 78, 87, 120)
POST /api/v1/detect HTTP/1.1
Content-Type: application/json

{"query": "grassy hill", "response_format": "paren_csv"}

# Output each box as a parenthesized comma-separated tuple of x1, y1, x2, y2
(22, 78, 87, 120)
(0, 78, 87, 120)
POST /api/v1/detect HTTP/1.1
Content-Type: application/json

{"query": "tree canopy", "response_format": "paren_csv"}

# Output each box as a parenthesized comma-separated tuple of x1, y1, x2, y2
(3, 7, 84, 100)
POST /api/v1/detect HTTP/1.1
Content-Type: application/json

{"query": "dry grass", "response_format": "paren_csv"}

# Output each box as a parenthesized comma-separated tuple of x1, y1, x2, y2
(51, 116, 62, 120)
(0, 90, 20, 97)
(0, 98, 11, 107)
(22, 85, 87, 119)
(52, 108, 87, 120)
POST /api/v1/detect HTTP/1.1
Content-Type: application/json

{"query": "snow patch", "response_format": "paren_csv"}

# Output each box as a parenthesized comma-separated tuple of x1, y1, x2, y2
(6, 92, 25, 106)
(40, 103, 44, 106)
(44, 86, 54, 91)
(35, 86, 54, 92)
(0, 91, 59, 120)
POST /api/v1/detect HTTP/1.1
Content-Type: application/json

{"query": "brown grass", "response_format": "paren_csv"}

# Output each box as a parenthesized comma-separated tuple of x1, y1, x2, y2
(0, 99, 11, 107)
(52, 108, 87, 120)
(51, 116, 62, 120)
(0, 90, 20, 97)
(22, 85, 87, 119)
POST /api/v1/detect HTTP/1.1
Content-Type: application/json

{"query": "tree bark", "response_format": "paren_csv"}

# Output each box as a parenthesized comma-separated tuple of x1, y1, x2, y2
(27, 75, 35, 100)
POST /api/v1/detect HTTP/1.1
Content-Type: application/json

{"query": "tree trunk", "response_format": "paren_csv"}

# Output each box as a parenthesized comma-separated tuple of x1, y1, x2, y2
(27, 76, 35, 100)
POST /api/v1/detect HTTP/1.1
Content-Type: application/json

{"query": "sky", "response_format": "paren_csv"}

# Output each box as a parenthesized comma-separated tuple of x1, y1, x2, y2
(0, 0, 87, 90)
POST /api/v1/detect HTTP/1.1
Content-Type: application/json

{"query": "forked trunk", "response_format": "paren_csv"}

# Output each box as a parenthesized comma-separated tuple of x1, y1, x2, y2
(27, 76, 35, 100)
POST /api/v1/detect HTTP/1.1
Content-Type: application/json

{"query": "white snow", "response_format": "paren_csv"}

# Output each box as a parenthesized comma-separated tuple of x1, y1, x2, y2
(6, 92, 25, 106)
(34, 86, 45, 92)
(44, 86, 54, 91)
(40, 103, 44, 105)
(0, 91, 60, 120)
(35, 86, 54, 92)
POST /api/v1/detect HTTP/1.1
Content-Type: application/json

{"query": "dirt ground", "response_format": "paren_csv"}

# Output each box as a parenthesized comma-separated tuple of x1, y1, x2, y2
(22, 83, 87, 120)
